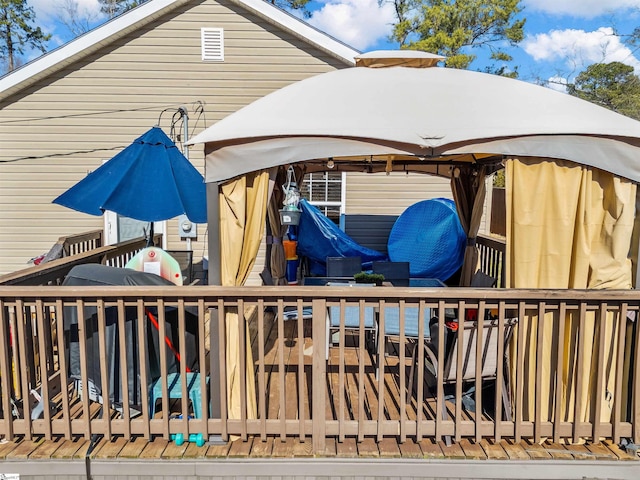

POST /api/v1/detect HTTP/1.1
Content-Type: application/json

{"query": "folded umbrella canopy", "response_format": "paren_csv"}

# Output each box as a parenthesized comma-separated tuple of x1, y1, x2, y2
(53, 126, 207, 224)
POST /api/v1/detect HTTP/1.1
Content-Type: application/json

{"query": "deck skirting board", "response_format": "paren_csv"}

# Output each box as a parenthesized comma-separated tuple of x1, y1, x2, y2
(2, 459, 639, 480)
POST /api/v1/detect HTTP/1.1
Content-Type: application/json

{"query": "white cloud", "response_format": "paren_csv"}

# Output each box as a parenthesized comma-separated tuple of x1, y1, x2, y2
(31, 0, 102, 21)
(524, 0, 640, 18)
(307, 0, 396, 51)
(546, 76, 568, 93)
(523, 27, 640, 74)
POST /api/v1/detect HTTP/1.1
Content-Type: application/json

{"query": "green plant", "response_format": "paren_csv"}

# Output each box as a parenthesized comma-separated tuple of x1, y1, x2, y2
(353, 272, 385, 285)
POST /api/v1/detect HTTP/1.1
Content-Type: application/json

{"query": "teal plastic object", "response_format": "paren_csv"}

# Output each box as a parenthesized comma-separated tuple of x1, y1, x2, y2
(171, 432, 205, 447)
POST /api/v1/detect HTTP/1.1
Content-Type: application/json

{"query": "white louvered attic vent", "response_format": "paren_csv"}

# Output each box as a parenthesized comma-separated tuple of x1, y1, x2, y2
(201, 28, 224, 62)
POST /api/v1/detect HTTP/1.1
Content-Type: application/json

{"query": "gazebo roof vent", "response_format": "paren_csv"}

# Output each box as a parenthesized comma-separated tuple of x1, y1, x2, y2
(354, 50, 445, 68)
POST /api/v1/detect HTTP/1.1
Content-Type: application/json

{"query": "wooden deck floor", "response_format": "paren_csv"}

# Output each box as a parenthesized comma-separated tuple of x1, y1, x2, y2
(0, 433, 637, 462)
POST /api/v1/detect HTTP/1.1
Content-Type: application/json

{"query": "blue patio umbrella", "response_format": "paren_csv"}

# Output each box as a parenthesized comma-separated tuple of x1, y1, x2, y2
(53, 127, 207, 227)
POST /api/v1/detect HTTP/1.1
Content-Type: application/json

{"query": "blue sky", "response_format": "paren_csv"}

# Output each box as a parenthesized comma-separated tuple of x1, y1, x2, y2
(27, 0, 640, 87)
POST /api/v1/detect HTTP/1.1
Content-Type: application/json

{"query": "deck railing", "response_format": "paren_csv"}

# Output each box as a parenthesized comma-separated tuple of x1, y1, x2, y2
(477, 234, 506, 287)
(58, 229, 104, 257)
(0, 286, 637, 452)
(0, 234, 162, 286)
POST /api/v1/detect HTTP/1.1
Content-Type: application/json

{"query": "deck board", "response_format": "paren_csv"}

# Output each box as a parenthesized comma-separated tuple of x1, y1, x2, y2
(459, 439, 487, 459)
(50, 438, 86, 459)
(117, 436, 149, 458)
(498, 439, 529, 460)
(204, 441, 230, 458)
(94, 436, 128, 459)
(5, 439, 41, 459)
(28, 438, 61, 459)
(292, 437, 313, 457)
(418, 438, 445, 458)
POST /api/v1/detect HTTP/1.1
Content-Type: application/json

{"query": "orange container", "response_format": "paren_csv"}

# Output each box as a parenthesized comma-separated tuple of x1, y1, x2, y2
(283, 240, 297, 259)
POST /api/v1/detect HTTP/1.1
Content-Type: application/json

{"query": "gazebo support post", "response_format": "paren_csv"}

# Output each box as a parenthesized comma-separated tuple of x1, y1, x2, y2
(206, 181, 225, 444)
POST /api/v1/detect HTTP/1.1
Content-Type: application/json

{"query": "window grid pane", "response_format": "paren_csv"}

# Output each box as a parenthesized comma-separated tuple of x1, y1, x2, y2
(301, 172, 343, 224)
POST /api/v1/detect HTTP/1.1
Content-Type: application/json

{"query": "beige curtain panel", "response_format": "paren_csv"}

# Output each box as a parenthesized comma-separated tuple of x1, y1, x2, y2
(451, 165, 487, 286)
(506, 157, 636, 430)
(219, 170, 271, 420)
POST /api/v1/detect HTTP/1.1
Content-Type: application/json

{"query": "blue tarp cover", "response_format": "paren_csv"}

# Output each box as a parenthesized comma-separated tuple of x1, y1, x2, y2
(297, 199, 387, 275)
(387, 198, 465, 281)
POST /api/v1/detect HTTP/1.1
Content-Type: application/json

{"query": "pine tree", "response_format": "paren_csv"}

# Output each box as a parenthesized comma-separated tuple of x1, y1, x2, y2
(0, 0, 51, 72)
(389, 0, 525, 75)
(97, 0, 148, 18)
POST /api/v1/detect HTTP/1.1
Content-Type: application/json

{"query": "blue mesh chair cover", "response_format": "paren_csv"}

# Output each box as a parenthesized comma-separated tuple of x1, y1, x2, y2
(382, 305, 431, 338)
(387, 198, 465, 281)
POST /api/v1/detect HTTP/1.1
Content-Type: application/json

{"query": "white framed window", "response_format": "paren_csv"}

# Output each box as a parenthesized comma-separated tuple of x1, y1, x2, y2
(201, 28, 224, 62)
(301, 171, 346, 224)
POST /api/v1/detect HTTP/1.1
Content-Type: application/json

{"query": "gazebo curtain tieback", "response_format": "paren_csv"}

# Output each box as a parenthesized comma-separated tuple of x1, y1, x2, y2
(267, 236, 282, 245)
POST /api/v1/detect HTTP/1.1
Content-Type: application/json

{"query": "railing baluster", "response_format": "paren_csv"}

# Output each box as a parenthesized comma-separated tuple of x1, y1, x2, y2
(297, 298, 305, 441)
(197, 298, 208, 440)
(338, 298, 346, 443)
(573, 302, 587, 444)
(311, 298, 326, 453)
(238, 299, 248, 441)
(476, 300, 485, 443)
(593, 302, 608, 442)
(376, 299, 386, 443)
(157, 298, 169, 439)
(514, 300, 525, 442)
(613, 302, 628, 444)
(96, 298, 112, 439)
(553, 302, 567, 444)
(634, 303, 640, 445)
(216, 298, 228, 441)
(257, 299, 266, 441)
(277, 298, 286, 442)
(177, 299, 189, 439)
(76, 298, 91, 439)
(454, 300, 464, 444)
(116, 299, 131, 440)
(136, 299, 151, 439)
(534, 301, 546, 444)
(35, 299, 52, 439)
(435, 300, 446, 443)
(0, 300, 14, 440)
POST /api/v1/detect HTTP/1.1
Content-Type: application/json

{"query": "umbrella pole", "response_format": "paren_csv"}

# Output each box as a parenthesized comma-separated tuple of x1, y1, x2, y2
(147, 222, 154, 247)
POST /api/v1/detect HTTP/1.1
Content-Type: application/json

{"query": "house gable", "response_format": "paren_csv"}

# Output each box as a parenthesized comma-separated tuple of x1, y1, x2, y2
(0, 0, 356, 276)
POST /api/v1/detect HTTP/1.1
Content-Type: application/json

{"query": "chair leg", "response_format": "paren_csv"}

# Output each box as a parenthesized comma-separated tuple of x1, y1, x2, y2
(325, 315, 330, 361)
(502, 369, 513, 422)
(406, 341, 418, 403)
(442, 399, 452, 446)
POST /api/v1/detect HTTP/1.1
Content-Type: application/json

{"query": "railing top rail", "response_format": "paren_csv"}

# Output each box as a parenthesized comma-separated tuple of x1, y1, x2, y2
(477, 233, 506, 248)
(1, 285, 639, 302)
(59, 229, 103, 247)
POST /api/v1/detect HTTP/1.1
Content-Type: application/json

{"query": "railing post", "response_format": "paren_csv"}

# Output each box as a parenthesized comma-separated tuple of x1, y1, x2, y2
(312, 298, 327, 453)
(208, 305, 227, 444)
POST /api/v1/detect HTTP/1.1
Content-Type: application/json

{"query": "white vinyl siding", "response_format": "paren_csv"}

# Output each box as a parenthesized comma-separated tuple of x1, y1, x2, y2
(345, 172, 453, 215)
(344, 171, 489, 235)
